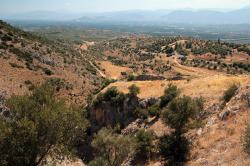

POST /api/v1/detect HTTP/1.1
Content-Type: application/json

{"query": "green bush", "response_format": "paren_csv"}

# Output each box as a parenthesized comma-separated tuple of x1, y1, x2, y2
(148, 105, 161, 117)
(162, 96, 202, 133)
(223, 84, 238, 103)
(99, 79, 116, 92)
(91, 128, 136, 166)
(43, 68, 54, 75)
(127, 74, 135, 81)
(134, 108, 149, 119)
(165, 46, 174, 55)
(89, 157, 109, 166)
(0, 83, 89, 166)
(93, 87, 125, 107)
(160, 95, 204, 164)
(160, 134, 189, 165)
(135, 129, 155, 158)
(9, 48, 33, 63)
(24, 80, 35, 91)
(160, 84, 180, 108)
(128, 84, 140, 97)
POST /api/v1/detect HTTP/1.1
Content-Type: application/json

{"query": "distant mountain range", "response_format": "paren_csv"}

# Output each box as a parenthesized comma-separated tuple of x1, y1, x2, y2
(77, 8, 250, 24)
(164, 8, 250, 24)
(2, 8, 250, 24)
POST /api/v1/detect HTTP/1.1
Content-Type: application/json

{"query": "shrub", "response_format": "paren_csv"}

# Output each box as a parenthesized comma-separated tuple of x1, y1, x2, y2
(148, 105, 161, 117)
(25, 62, 35, 70)
(89, 157, 109, 166)
(134, 108, 149, 119)
(1, 34, 12, 42)
(24, 80, 35, 91)
(165, 46, 174, 55)
(9, 62, 24, 68)
(93, 87, 125, 107)
(160, 134, 189, 165)
(86, 64, 97, 75)
(0, 83, 89, 166)
(135, 129, 155, 158)
(0, 43, 8, 50)
(127, 74, 135, 81)
(161, 96, 202, 133)
(9, 48, 33, 63)
(91, 128, 136, 166)
(99, 79, 116, 91)
(223, 84, 239, 103)
(43, 68, 54, 75)
(24, 80, 32, 85)
(160, 95, 204, 164)
(46, 78, 73, 92)
(128, 84, 140, 97)
(160, 84, 180, 108)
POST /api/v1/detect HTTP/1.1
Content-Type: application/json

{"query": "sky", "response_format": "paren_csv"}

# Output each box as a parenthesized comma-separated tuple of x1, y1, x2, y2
(1, 0, 250, 14)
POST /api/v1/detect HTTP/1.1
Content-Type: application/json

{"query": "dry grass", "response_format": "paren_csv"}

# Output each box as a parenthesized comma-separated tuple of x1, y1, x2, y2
(104, 75, 250, 104)
(99, 61, 132, 79)
(189, 109, 250, 166)
(0, 56, 44, 97)
(0, 55, 94, 105)
(224, 52, 250, 63)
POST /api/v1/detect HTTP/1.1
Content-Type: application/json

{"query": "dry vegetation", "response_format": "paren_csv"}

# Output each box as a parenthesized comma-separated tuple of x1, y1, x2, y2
(103, 75, 249, 104)
(0, 21, 105, 105)
(1, 20, 250, 166)
(98, 60, 132, 79)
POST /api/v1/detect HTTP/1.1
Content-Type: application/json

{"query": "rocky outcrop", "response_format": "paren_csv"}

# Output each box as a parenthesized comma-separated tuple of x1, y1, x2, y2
(219, 85, 250, 120)
(90, 95, 139, 130)
(90, 97, 159, 132)
(32, 52, 56, 66)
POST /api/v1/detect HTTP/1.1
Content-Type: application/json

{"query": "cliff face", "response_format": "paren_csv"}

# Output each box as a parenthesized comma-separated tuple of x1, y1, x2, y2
(90, 95, 139, 130)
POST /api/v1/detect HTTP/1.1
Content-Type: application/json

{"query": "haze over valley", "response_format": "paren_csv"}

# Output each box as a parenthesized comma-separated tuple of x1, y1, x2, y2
(0, 0, 250, 166)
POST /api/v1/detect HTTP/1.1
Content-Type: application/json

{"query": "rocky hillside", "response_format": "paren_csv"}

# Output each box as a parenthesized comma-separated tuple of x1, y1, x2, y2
(0, 20, 105, 105)
(0, 20, 250, 166)
(188, 85, 250, 165)
(93, 77, 250, 166)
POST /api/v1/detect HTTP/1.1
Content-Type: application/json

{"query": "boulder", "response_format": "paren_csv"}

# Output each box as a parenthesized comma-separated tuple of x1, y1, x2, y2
(219, 85, 250, 121)
(219, 106, 241, 120)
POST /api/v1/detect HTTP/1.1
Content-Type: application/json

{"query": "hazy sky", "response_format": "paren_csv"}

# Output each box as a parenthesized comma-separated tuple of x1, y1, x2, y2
(1, 0, 250, 14)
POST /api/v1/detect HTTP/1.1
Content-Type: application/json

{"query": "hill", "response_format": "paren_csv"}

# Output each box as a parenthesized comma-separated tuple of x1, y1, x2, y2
(77, 8, 250, 24)
(0, 20, 104, 105)
(0, 21, 250, 166)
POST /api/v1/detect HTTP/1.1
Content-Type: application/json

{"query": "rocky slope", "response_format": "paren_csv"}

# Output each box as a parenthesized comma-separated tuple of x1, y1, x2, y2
(188, 85, 250, 165)
(1, 20, 250, 166)
(0, 20, 104, 105)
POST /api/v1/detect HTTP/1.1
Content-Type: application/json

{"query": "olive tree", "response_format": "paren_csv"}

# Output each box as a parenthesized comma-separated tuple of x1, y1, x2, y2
(90, 128, 136, 166)
(160, 96, 204, 165)
(0, 83, 89, 166)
